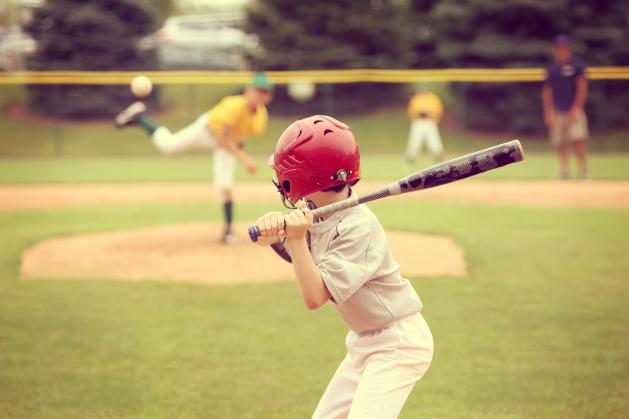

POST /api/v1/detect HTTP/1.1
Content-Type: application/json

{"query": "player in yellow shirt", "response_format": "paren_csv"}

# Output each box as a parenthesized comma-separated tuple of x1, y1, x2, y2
(406, 88, 444, 164)
(114, 72, 274, 244)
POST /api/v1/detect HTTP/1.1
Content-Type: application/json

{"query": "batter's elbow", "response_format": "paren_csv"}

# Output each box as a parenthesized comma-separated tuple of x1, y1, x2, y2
(304, 296, 325, 310)
(304, 298, 319, 310)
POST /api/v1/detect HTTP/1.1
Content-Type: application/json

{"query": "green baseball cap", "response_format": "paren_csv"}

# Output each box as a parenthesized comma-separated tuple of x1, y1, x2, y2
(250, 72, 274, 91)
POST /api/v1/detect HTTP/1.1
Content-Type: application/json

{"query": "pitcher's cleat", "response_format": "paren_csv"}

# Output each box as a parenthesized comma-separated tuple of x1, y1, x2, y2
(115, 101, 146, 128)
(221, 231, 236, 245)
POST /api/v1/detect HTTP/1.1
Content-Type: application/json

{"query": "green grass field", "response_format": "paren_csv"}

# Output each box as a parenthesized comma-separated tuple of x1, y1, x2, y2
(1, 196, 628, 418)
(1, 83, 629, 418)
(1, 83, 628, 159)
(2, 152, 629, 184)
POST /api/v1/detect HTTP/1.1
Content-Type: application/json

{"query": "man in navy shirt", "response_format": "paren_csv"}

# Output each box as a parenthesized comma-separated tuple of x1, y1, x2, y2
(542, 35, 589, 179)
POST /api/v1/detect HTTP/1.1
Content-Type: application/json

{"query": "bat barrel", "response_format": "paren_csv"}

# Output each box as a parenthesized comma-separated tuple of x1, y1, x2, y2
(398, 139, 523, 193)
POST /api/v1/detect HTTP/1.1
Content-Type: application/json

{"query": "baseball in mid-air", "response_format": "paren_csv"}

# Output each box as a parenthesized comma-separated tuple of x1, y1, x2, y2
(130, 75, 153, 97)
(288, 80, 316, 102)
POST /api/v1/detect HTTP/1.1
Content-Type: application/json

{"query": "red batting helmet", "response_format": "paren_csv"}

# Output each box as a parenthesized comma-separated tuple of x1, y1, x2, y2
(270, 115, 360, 205)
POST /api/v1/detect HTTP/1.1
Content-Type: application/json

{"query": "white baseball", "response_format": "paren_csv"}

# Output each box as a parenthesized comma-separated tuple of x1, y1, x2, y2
(130, 75, 153, 97)
(288, 80, 315, 102)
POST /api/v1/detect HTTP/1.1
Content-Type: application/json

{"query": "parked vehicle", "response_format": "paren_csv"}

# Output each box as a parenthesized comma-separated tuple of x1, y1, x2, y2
(140, 14, 260, 70)
(0, 26, 36, 71)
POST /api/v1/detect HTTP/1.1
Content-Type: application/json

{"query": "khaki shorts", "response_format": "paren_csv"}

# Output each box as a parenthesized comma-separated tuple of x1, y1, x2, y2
(550, 111, 588, 147)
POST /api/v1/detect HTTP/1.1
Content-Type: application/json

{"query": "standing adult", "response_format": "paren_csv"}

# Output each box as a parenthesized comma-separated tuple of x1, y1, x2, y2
(542, 35, 589, 179)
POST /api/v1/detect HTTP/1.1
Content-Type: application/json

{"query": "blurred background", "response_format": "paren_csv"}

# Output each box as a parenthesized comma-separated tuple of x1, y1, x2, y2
(1, 0, 627, 163)
(1, 2, 629, 419)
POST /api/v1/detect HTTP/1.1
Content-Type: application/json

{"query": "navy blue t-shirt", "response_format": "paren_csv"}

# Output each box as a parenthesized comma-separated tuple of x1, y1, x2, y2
(545, 58, 586, 112)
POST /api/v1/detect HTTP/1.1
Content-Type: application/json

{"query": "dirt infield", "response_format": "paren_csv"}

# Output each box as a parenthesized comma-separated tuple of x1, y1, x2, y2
(1, 180, 629, 211)
(11, 180, 628, 284)
(20, 222, 466, 284)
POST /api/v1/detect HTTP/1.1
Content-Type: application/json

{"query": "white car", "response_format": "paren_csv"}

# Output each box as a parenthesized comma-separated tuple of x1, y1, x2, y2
(142, 14, 260, 70)
(0, 27, 36, 71)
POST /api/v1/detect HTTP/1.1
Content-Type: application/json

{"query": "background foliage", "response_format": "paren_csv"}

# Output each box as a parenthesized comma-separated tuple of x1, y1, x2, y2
(245, 0, 413, 115)
(246, 0, 629, 132)
(408, 0, 629, 133)
(24, 0, 169, 118)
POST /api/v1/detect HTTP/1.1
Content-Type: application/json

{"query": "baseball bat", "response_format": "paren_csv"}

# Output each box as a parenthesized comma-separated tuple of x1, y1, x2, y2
(248, 139, 524, 242)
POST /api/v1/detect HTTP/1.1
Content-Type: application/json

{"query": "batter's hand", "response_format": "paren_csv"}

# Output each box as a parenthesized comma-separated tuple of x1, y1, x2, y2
(284, 200, 313, 241)
(254, 211, 285, 238)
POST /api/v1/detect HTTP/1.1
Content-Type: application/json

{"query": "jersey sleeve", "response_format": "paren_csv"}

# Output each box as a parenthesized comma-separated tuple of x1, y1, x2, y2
(249, 105, 268, 136)
(407, 94, 418, 118)
(209, 97, 247, 135)
(318, 220, 375, 305)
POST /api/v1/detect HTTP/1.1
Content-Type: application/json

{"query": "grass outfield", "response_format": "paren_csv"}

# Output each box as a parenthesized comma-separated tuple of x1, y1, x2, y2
(1, 83, 629, 159)
(0, 200, 628, 418)
(1, 153, 629, 184)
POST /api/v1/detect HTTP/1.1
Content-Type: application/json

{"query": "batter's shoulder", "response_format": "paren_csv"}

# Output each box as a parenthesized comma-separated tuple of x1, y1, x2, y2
(335, 205, 381, 239)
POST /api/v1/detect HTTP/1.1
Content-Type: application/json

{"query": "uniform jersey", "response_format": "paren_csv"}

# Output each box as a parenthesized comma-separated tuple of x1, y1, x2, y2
(545, 58, 586, 112)
(208, 95, 268, 141)
(407, 91, 443, 122)
(308, 202, 423, 333)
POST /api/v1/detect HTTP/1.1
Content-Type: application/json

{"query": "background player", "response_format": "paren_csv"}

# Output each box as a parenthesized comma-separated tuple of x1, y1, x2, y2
(542, 35, 589, 179)
(115, 72, 274, 244)
(254, 115, 433, 418)
(405, 85, 444, 165)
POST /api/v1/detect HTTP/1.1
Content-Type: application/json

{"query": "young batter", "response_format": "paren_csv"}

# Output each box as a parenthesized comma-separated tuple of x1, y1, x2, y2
(255, 115, 434, 418)
(115, 72, 274, 244)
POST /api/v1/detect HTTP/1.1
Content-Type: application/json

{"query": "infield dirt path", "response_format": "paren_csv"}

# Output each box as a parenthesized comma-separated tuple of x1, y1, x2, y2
(2, 180, 629, 211)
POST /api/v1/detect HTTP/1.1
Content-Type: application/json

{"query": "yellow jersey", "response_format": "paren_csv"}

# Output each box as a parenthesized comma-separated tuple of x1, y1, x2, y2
(407, 91, 443, 123)
(208, 95, 268, 141)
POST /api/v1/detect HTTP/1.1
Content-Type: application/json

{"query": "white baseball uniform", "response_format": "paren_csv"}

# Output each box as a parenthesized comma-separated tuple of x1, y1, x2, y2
(302, 199, 434, 419)
(406, 119, 443, 162)
(151, 114, 236, 191)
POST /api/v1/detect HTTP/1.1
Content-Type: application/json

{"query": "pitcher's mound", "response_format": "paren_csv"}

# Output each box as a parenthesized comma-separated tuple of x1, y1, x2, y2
(20, 223, 466, 284)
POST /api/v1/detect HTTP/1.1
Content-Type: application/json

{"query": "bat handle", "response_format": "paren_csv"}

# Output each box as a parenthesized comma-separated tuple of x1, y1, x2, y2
(248, 225, 260, 242)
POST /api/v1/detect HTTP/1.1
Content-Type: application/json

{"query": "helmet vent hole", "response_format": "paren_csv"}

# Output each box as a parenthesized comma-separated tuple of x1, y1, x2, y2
(282, 180, 291, 193)
(323, 129, 333, 135)
(313, 119, 323, 124)
(297, 129, 302, 138)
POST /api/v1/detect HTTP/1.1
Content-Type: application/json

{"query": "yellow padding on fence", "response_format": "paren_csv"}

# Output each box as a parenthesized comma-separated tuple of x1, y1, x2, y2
(0, 67, 627, 84)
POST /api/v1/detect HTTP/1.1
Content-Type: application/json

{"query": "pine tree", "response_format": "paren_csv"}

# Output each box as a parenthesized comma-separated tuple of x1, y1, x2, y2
(244, 0, 413, 114)
(24, 0, 166, 118)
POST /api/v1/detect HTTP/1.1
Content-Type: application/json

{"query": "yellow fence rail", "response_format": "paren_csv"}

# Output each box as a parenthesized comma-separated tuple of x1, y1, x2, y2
(0, 67, 627, 85)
